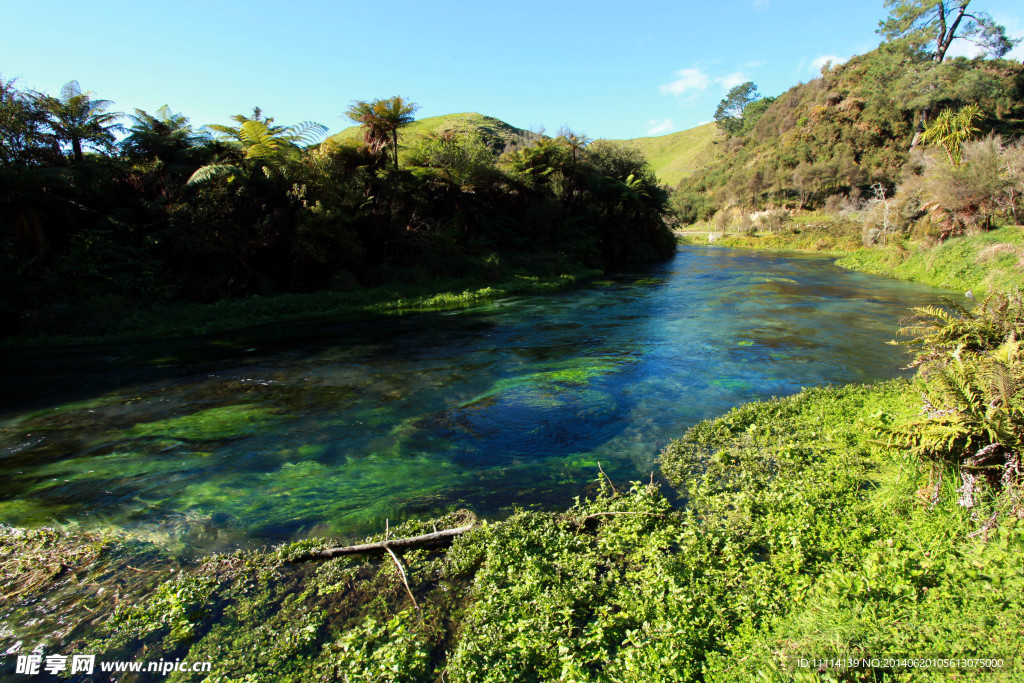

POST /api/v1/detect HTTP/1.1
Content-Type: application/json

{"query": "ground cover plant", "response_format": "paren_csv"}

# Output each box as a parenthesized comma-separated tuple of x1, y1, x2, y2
(4, 290, 1023, 681)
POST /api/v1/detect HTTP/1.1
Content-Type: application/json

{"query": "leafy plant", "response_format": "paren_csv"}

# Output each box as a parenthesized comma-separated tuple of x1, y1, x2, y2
(878, 290, 1024, 522)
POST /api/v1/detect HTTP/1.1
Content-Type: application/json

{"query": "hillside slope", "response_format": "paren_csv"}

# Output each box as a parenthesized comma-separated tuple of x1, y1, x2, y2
(332, 112, 721, 187)
(605, 122, 722, 187)
(329, 112, 538, 155)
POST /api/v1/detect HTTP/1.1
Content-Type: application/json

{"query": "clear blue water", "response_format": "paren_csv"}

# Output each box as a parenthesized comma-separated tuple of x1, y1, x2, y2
(0, 246, 958, 549)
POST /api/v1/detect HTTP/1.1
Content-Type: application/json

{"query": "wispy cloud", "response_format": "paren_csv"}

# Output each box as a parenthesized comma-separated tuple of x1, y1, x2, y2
(744, 60, 766, 68)
(753, 0, 770, 9)
(659, 67, 710, 96)
(719, 72, 748, 90)
(994, 14, 1024, 60)
(646, 118, 674, 136)
(810, 54, 849, 74)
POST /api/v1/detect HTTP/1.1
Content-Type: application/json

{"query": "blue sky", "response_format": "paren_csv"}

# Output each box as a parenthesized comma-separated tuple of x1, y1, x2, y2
(2, 1, 1022, 140)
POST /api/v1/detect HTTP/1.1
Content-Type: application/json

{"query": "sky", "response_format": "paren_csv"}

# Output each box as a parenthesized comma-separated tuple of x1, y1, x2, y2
(2, 0, 1023, 141)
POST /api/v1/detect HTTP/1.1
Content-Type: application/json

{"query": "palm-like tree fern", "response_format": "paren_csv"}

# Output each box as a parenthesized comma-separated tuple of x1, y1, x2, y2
(878, 290, 1024, 518)
(187, 108, 326, 185)
(345, 97, 418, 169)
(122, 105, 208, 164)
(33, 80, 123, 163)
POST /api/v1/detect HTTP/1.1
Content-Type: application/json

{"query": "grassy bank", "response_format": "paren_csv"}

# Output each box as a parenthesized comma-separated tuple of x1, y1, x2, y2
(678, 216, 1024, 293)
(676, 213, 864, 255)
(1, 266, 600, 351)
(4, 377, 1020, 681)
(837, 226, 1024, 293)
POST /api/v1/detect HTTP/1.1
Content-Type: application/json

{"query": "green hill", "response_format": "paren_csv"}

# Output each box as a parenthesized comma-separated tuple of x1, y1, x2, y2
(604, 122, 723, 187)
(329, 112, 538, 155)
(332, 112, 721, 187)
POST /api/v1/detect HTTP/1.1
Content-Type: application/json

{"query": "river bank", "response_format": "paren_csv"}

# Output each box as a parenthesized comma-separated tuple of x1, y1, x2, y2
(0, 265, 600, 351)
(678, 221, 1024, 293)
(4, 377, 1020, 681)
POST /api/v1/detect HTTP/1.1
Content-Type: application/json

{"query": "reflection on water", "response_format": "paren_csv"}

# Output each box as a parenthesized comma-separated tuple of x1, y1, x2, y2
(0, 246, 959, 549)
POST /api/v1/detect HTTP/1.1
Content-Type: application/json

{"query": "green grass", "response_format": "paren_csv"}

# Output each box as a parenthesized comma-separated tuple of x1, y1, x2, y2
(329, 112, 535, 159)
(1, 268, 599, 350)
(677, 213, 863, 255)
(837, 226, 1024, 292)
(605, 122, 722, 187)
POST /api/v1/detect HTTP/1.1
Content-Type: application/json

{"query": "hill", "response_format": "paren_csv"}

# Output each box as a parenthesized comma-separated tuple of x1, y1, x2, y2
(604, 122, 722, 187)
(672, 48, 1024, 221)
(329, 112, 539, 156)
(332, 112, 722, 187)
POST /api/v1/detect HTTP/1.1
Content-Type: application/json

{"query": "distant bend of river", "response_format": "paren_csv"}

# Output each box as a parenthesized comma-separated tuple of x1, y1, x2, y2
(0, 246, 959, 551)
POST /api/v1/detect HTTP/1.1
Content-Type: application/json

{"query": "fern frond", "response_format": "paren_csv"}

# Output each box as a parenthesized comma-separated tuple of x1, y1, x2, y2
(186, 164, 240, 185)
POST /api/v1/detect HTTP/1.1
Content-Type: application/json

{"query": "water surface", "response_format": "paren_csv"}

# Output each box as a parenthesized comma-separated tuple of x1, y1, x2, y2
(0, 246, 958, 549)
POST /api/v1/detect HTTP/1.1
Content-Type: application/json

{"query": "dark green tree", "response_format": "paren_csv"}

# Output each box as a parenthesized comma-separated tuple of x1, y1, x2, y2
(714, 82, 760, 136)
(121, 105, 208, 164)
(0, 79, 54, 165)
(878, 0, 1020, 62)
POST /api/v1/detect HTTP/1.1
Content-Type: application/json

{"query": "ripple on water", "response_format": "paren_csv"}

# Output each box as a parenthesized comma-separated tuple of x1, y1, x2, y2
(0, 246, 960, 550)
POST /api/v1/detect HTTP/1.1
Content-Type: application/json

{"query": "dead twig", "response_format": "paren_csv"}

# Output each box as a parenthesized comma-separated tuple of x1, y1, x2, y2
(292, 524, 474, 561)
(598, 462, 619, 495)
(384, 544, 420, 614)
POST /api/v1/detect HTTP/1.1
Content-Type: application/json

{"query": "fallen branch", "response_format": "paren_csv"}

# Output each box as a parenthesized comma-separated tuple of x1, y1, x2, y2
(384, 545, 420, 613)
(293, 524, 474, 561)
(598, 461, 619, 495)
(583, 512, 666, 521)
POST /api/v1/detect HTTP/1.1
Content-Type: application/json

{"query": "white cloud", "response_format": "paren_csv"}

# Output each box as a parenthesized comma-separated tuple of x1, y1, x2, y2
(719, 72, 748, 90)
(659, 68, 710, 96)
(646, 118, 674, 136)
(994, 14, 1024, 61)
(810, 54, 848, 74)
(753, 0, 770, 8)
(744, 60, 766, 68)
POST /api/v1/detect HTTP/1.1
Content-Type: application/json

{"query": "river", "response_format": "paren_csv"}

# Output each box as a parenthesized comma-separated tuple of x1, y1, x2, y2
(0, 246, 958, 551)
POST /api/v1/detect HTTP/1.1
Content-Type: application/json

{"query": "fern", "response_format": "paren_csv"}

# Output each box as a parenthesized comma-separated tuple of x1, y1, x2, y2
(877, 289, 1024, 518)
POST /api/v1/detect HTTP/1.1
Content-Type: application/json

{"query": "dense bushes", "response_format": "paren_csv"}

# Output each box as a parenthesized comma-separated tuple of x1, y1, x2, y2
(0, 81, 674, 338)
(671, 47, 1024, 226)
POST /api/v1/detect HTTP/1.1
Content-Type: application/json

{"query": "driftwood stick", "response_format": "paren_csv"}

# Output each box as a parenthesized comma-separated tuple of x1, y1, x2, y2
(385, 545, 420, 613)
(597, 461, 619, 495)
(583, 512, 666, 521)
(294, 524, 474, 561)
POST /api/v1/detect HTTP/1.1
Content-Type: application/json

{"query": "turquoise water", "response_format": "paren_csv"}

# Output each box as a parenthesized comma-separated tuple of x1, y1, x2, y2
(0, 247, 958, 549)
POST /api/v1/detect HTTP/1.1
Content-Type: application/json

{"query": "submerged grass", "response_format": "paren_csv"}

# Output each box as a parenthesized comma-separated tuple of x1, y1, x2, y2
(3, 379, 1022, 681)
(1, 267, 600, 351)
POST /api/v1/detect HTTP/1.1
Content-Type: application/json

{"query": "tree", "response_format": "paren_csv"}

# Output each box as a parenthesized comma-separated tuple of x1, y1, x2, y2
(878, 1, 1020, 63)
(121, 105, 208, 164)
(33, 81, 123, 163)
(187, 107, 326, 185)
(345, 96, 418, 169)
(0, 78, 53, 165)
(714, 82, 760, 136)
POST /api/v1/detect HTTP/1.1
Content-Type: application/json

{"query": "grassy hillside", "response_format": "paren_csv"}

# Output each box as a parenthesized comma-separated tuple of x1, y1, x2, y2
(332, 112, 721, 187)
(605, 122, 722, 187)
(329, 112, 538, 156)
